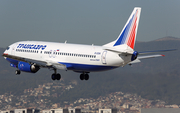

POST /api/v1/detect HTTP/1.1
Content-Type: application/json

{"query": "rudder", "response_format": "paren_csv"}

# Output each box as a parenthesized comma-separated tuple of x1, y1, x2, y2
(104, 7, 141, 50)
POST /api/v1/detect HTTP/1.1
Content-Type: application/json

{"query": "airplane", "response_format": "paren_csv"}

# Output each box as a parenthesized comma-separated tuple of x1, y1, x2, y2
(2, 7, 175, 81)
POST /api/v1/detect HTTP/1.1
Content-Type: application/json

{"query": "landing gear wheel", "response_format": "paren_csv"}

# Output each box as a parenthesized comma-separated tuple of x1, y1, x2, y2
(80, 74, 84, 80)
(51, 73, 61, 81)
(80, 73, 89, 80)
(84, 74, 89, 80)
(15, 70, 21, 75)
(51, 74, 56, 80)
(56, 73, 61, 80)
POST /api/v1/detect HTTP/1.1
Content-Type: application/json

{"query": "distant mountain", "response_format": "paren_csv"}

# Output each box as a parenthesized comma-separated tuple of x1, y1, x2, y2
(0, 37, 180, 105)
(153, 36, 180, 41)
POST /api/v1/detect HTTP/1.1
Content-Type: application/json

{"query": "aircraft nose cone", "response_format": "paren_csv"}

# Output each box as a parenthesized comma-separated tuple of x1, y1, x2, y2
(2, 50, 8, 57)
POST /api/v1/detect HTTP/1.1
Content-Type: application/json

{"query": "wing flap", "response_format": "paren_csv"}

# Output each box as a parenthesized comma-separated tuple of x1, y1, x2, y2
(46, 61, 67, 70)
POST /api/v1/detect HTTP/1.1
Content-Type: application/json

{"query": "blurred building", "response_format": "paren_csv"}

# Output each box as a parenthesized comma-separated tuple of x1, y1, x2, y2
(99, 109, 117, 113)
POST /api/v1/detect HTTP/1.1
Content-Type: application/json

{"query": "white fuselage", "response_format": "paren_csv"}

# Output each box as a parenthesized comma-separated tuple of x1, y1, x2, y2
(4, 41, 132, 72)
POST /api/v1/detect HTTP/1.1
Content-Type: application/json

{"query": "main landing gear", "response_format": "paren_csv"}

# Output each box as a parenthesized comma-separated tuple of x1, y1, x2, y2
(51, 69, 61, 81)
(80, 73, 89, 80)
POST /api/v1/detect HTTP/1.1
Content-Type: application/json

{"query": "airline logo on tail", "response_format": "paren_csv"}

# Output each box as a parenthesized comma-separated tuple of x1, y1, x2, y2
(114, 8, 141, 49)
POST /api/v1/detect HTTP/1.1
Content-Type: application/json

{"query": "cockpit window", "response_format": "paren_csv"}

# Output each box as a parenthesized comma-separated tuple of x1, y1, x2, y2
(6, 47, 10, 50)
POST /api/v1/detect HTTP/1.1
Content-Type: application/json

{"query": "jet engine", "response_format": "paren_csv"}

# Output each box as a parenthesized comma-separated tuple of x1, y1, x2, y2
(18, 61, 40, 73)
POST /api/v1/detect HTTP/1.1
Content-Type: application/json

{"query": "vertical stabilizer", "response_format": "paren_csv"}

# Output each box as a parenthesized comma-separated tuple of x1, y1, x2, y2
(103, 7, 141, 51)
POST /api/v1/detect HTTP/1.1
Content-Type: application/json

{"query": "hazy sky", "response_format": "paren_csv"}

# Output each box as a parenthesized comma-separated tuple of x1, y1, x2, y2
(0, 0, 180, 47)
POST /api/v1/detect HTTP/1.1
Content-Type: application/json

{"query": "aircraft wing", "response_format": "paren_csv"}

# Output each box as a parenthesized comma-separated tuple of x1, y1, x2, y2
(2, 53, 67, 70)
(25, 58, 67, 70)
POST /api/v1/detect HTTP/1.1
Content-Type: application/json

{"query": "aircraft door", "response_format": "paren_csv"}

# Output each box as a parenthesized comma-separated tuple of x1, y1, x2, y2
(101, 51, 107, 64)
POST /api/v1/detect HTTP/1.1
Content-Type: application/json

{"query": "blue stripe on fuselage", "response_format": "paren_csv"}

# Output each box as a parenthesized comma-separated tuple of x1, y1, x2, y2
(59, 62, 118, 72)
(6, 58, 19, 65)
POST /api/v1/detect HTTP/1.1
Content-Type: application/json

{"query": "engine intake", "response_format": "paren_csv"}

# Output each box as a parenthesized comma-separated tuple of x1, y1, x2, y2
(18, 61, 40, 73)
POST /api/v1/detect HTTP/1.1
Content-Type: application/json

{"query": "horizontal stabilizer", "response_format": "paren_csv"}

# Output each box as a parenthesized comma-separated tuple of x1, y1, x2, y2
(138, 54, 164, 59)
(129, 59, 141, 64)
(129, 54, 164, 64)
(139, 49, 176, 55)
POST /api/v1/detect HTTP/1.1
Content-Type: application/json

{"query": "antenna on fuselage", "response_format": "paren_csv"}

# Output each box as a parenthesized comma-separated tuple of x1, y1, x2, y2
(65, 40, 67, 44)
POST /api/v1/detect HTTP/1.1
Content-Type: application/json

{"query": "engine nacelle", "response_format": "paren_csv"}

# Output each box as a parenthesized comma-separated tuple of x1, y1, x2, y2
(131, 51, 138, 61)
(18, 61, 40, 73)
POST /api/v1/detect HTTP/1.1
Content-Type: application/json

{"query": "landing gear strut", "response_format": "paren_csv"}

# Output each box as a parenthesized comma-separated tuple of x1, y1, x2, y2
(80, 73, 89, 80)
(15, 70, 21, 75)
(51, 69, 61, 81)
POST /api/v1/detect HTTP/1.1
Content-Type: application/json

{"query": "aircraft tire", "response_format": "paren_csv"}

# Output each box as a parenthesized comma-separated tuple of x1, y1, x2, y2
(84, 74, 89, 80)
(80, 74, 84, 80)
(56, 73, 61, 80)
(15, 70, 21, 75)
(51, 74, 56, 80)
